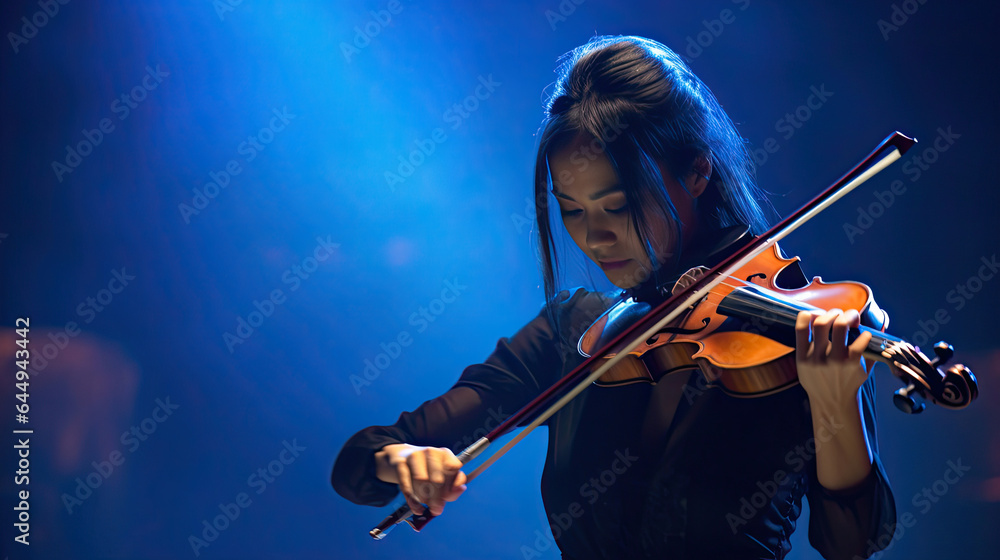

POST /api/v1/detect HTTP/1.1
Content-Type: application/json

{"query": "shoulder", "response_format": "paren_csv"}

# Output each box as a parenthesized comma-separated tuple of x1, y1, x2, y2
(548, 286, 621, 317)
(545, 286, 622, 350)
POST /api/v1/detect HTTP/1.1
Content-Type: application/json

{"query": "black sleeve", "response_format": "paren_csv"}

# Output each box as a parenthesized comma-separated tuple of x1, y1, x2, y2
(330, 289, 586, 507)
(805, 374, 897, 560)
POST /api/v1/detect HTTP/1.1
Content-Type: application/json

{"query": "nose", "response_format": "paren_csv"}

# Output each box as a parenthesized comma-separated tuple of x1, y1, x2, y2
(585, 215, 618, 252)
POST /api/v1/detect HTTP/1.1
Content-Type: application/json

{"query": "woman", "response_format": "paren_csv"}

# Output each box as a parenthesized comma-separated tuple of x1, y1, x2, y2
(332, 35, 895, 559)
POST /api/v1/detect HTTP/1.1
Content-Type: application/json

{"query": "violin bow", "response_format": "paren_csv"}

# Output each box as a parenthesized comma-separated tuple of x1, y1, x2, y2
(370, 131, 917, 539)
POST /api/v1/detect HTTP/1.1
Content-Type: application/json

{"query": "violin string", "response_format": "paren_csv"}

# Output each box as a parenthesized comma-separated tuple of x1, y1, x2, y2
(660, 274, 877, 335)
(672, 275, 800, 318)
(702, 274, 870, 319)
(703, 275, 895, 344)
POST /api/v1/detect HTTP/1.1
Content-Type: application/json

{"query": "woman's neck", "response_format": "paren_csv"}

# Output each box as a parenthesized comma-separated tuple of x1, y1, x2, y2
(627, 224, 752, 303)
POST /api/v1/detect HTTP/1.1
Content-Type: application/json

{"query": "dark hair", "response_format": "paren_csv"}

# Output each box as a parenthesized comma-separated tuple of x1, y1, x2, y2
(533, 35, 772, 328)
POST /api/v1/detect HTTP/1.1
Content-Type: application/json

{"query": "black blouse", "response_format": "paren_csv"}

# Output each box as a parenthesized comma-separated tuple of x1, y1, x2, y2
(332, 239, 897, 559)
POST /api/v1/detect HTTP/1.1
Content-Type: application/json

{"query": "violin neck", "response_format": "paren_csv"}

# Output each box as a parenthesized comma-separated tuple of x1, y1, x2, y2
(717, 285, 903, 366)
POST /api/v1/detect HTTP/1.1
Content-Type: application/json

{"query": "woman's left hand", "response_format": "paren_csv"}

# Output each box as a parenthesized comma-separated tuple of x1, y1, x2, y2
(795, 309, 873, 410)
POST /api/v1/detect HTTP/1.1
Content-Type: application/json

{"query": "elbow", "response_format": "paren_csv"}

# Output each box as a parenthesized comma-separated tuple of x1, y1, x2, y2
(330, 444, 400, 507)
(810, 467, 897, 559)
(848, 517, 897, 560)
(330, 447, 359, 502)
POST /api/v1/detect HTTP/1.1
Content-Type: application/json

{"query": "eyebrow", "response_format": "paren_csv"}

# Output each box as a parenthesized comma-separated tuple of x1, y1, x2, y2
(551, 185, 624, 202)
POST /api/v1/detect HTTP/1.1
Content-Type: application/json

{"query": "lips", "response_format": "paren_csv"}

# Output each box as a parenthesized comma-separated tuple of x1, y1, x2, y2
(599, 259, 630, 270)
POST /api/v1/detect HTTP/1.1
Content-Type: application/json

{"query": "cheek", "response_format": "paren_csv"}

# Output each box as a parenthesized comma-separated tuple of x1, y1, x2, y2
(637, 216, 676, 265)
(621, 216, 651, 256)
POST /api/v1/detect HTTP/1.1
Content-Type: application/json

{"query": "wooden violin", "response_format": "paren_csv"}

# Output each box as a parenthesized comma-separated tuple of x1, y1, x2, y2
(579, 243, 978, 414)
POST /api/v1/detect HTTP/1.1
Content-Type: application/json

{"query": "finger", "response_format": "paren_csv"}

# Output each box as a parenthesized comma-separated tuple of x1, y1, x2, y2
(426, 451, 446, 515)
(795, 311, 813, 362)
(849, 329, 873, 362)
(829, 309, 855, 362)
(444, 470, 468, 502)
(394, 461, 424, 515)
(438, 452, 462, 499)
(812, 309, 841, 360)
(427, 450, 445, 484)
(407, 453, 433, 508)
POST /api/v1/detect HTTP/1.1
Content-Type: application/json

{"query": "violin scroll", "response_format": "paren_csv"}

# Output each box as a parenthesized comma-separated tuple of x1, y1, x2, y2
(884, 340, 978, 414)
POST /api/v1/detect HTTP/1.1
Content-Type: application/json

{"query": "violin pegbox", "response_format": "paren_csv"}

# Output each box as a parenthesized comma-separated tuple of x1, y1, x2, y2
(881, 340, 979, 413)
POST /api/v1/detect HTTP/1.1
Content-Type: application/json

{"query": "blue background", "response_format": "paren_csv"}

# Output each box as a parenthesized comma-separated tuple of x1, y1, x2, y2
(1, 0, 997, 558)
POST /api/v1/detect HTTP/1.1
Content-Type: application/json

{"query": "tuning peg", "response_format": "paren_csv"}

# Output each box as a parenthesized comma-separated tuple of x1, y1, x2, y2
(893, 384, 926, 414)
(931, 341, 954, 366)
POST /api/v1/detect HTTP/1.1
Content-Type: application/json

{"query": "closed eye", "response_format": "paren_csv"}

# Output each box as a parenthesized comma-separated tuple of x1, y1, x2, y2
(560, 206, 627, 217)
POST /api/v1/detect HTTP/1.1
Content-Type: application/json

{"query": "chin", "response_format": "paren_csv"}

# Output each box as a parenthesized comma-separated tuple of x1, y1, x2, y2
(606, 262, 651, 290)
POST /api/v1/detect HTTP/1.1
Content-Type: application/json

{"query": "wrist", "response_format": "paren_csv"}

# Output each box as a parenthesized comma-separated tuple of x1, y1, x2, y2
(807, 387, 862, 419)
(808, 389, 864, 449)
(374, 443, 412, 484)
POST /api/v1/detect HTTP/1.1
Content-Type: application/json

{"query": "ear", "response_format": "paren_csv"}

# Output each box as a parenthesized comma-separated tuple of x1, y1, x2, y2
(686, 154, 713, 198)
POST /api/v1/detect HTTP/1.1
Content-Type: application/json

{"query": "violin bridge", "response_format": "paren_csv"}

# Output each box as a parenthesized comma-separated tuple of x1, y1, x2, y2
(671, 266, 711, 308)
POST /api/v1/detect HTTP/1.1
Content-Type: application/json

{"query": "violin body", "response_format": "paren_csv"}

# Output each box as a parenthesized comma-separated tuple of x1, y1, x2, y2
(579, 244, 975, 412)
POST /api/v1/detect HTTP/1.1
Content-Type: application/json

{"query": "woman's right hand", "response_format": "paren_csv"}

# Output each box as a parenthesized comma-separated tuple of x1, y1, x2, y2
(374, 443, 468, 516)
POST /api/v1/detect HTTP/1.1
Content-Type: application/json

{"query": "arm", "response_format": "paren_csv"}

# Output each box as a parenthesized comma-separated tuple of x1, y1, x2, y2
(330, 386, 491, 508)
(805, 374, 895, 560)
(796, 309, 896, 559)
(330, 289, 589, 508)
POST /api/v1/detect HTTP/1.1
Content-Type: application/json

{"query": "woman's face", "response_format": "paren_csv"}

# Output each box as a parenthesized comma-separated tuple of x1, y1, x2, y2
(547, 134, 706, 289)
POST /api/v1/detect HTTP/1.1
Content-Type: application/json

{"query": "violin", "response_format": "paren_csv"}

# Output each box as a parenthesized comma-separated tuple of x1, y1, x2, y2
(579, 243, 978, 414)
(368, 131, 979, 538)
